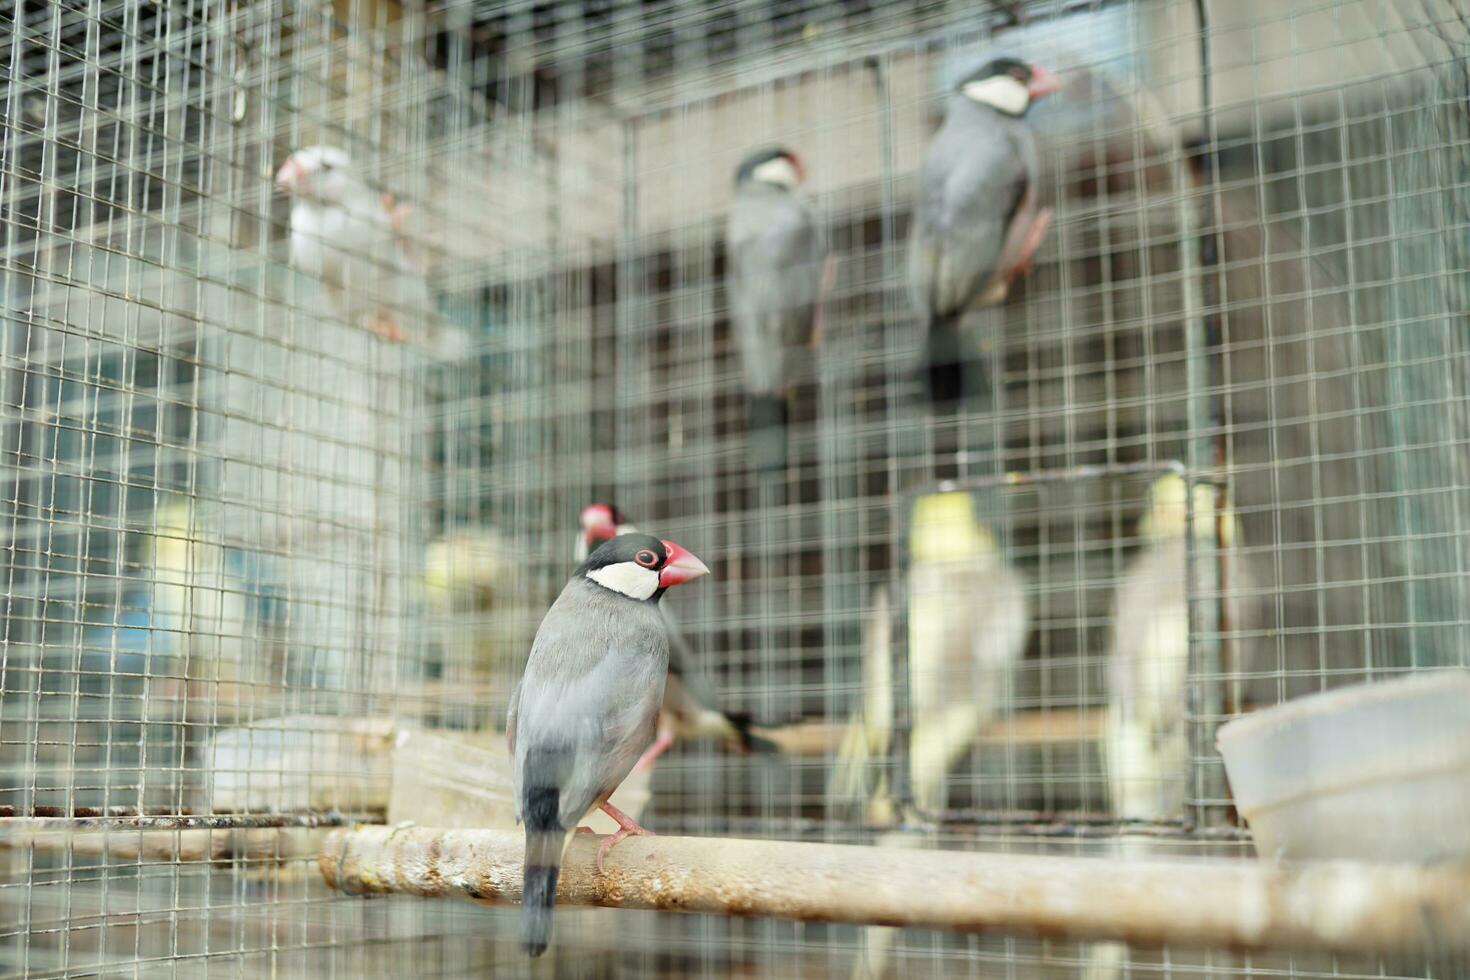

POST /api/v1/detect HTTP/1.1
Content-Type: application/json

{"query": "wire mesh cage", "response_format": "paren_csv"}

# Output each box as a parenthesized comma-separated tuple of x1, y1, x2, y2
(3, 0, 1469, 976)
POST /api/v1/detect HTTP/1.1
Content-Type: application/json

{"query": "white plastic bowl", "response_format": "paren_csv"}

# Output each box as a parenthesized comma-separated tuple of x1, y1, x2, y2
(1216, 671, 1470, 862)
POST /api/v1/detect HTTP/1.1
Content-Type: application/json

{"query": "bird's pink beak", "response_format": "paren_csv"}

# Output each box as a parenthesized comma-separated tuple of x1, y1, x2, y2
(274, 158, 302, 192)
(658, 540, 709, 589)
(1027, 64, 1064, 100)
(785, 151, 805, 185)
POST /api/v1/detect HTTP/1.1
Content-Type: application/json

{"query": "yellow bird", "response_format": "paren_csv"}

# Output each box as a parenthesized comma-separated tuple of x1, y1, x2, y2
(1087, 473, 1256, 980)
(833, 490, 1030, 823)
(1105, 473, 1244, 820)
(832, 491, 1031, 979)
(423, 528, 519, 676)
(423, 529, 515, 615)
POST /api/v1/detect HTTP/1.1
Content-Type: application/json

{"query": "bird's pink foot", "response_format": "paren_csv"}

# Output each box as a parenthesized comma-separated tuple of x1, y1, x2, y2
(809, 254, 841, 349)
(595, 800, 655, 872)
(574, 826, 596, 835)
(632, 728, 675, 774)
(369, 307, 407, 343)
(1010, 206, 1053, 280)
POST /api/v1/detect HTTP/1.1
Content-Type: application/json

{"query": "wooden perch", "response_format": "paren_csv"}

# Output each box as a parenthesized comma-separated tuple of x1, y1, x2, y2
(320, 825, 1470, 958)
(7, 826, 318, 864)
(761, 708, 1103, 756)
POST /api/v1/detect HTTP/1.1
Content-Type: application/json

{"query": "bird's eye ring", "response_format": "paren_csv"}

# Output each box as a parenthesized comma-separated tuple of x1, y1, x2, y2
(635, 550, 658, 568)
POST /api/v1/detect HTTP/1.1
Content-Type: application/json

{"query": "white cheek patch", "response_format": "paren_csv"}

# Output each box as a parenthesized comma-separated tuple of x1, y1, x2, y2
(752, 156, 799, 189)
(962, 76, 1029, 116)
(587, 561, 660, 600)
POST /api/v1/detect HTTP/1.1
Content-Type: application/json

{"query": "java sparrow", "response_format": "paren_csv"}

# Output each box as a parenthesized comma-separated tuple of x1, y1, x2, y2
(509, 532, 709, 957)
(578, 503, 779, 766)
(274, 145, 427, 343)
(725, 148, 831, 473)
(907, 58, 1062, 409)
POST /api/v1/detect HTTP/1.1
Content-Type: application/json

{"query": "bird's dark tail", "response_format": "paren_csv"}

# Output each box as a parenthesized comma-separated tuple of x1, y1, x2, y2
(748, 393, 789, 474)
(920, 312, 990, 411)
(722, 711, 781, 755)
(520, 784, 565, 958)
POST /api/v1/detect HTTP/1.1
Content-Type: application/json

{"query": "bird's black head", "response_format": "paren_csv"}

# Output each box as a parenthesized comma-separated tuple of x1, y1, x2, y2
(734, 147, 804, 189)
(580, 532, 710, 601)
(955, 57, 1062, 117)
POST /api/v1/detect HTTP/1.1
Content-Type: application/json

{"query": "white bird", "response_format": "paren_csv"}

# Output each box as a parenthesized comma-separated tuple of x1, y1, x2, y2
(831, 491, 1031, 979)
(274, 145, 434, 344)
(1086, 473, 1257, 980)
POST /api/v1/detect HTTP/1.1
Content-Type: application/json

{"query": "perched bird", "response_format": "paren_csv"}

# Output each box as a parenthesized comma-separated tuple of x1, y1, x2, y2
(908, 57, 1062, 409)
(1105, 473, 1257, 821)
(572, 502, 637, 564)
(1086, 474, 1257, 980)
(725, 147, 830, 473)
(275, 145, 430, 343)
(831, 491, 1031, 824)
(832, 491, 1030, 980)
(424, 528, 515, 615)
(510, 533, 710, 957)
(578, 503, 780, 767)
(423, 528, 518, 676)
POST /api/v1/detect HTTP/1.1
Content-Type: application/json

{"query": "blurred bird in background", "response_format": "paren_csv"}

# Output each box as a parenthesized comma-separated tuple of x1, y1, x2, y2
(832, 490, 1030, 978)
(511, 533, 710, 956)
(1104, 473, 1255, 821)
(276, 145, 415, 340)
(831, 490, 1031, 824)
(424, 528, 516, 616)
(80, 499, 280, 724)
(725, 147, 833, 474)
(579, 503, 780, 769)
(1086, 473, 1258, 980)
(908, 57, 1061, 410)
(276, 145, 463, 356)
(422, 528, 518, 678)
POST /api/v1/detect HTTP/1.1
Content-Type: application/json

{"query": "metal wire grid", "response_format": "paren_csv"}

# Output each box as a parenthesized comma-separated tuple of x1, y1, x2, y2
(0, 0, 480, 972)
(1, 0, 1468, 976)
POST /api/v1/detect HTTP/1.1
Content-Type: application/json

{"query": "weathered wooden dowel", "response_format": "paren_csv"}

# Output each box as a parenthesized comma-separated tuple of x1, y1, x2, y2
(319, 825, 1470, 958)
(5, 826, 320, 863)
(762, 708, 1104, 756)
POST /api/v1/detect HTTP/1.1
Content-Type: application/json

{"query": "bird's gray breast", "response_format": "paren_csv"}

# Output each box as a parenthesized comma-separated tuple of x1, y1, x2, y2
(726, 186, 826, 390)
(513, 578, 670, 823)
(910, 103, 1036, 317)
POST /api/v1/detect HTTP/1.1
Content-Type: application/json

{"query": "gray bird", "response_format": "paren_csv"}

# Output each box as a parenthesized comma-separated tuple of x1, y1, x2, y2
(908, 57, 1061, 409)
(578, 503, 780, 766)
(510, 532, 709, 957)
(726, 147, 830, 473)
